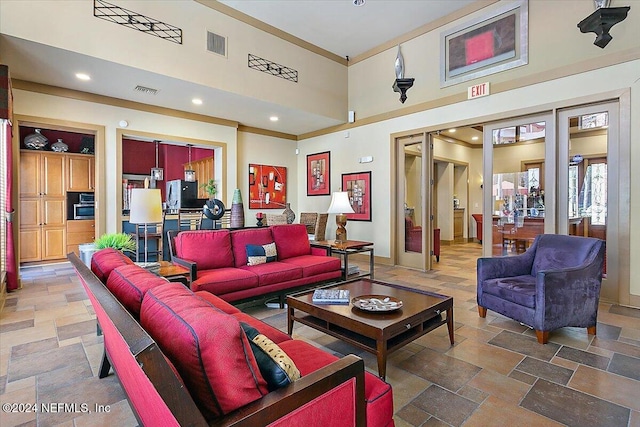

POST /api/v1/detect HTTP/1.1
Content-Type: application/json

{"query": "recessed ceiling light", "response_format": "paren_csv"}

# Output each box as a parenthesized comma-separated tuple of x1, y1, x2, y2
(448, 128, 456, 133)
(192, 98, 203, 105)
(75, 73, 91, 81)
(472, 136, 479, 141)
(270, 116, 279, 122)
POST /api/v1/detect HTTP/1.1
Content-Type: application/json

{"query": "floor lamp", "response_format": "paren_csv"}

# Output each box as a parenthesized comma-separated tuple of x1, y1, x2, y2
(327, 191, 355, 242)
(129, 188, 163, 266)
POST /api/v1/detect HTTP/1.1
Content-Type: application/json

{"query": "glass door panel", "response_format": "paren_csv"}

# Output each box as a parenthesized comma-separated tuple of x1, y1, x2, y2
(483, 114, 554, 257)
(396, 133, 432, 270)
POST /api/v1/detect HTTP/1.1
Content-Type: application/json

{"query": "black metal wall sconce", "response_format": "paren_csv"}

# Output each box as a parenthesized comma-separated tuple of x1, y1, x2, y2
(392, 45, 415, 103)
(578, 1, 631, 48)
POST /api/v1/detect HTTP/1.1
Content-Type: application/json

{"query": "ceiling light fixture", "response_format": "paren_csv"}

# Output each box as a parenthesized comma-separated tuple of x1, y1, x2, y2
(472, 136, 479, 141)
(151, 140, 164, 181)
(75, 73, 91, 81)
(353, 0, 365, 6)
(185, 144, 196, 182)
(449, 129, 456, 133)
(270, 116, 279, 122)
(192, 98, 203, 105)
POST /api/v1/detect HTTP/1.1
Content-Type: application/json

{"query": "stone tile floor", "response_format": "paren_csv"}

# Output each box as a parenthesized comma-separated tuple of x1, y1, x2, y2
(1, 243, 639, 426)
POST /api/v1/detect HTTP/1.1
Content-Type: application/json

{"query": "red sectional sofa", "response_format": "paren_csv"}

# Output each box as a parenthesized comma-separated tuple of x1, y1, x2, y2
(68, 248, 394, 426)
(173, 224, 342, 304)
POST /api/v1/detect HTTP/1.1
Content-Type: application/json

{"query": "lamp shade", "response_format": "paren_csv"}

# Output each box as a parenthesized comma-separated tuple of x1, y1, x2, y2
(327, 191, 355, 214)
(129, 189, 163, 224)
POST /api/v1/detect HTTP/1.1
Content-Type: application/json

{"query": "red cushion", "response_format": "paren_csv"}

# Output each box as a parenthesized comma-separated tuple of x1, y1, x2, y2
(279, 340, 395, 427)
(90, 248, 133, 283)
(190, 267, 259, 295)
(230, 228, 274, 267)
(140, 284, 268, 420)
(175, 230, 234, 270)
(280, 255, 341, 277)
(271, 224, 311, 259)
(106, 264, 169, 318)
(240, 262, 302, 286)
(232, 313, 291, 344)
(194, 291, 242, 314)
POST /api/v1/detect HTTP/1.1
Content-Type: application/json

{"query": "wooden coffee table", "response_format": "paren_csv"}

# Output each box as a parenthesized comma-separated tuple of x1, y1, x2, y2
(155, 261, 190, 285)
(287, 278, 454, 380)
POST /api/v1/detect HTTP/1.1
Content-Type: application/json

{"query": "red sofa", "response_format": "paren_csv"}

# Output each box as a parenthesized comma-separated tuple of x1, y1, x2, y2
(69, 248, 394, 426)
(173, 224, 342, 304)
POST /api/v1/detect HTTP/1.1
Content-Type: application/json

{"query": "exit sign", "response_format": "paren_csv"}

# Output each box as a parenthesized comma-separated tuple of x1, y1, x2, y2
(468, 82, 490, 99)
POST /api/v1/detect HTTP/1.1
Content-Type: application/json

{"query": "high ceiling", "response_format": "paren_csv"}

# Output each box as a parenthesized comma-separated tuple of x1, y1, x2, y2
(2, 0, 479, 137)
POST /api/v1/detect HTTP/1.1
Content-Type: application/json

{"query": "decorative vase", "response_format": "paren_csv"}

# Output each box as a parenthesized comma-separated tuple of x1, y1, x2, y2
(256, 213, 264, 227)
(283, 203, 295, 224)
(51, 138, 69, 152)
(230, 189, 245, 228)
(24, 128, 49, 150)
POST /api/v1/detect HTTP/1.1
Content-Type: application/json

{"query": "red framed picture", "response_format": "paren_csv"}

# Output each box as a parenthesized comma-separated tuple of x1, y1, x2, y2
(342, 171, 371, 222)
(249, 164, 287, 209)
(306, 151, 331, 196)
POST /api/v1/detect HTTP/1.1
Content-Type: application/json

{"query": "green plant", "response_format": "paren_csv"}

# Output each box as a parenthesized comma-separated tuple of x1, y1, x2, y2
(94, 233, 136, 252)
(200, 179, 217, 198)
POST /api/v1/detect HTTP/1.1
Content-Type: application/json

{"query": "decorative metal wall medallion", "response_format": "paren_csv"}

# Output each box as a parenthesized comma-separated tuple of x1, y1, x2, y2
(94, 0, 182, 44)
(248, 54, 298, 83)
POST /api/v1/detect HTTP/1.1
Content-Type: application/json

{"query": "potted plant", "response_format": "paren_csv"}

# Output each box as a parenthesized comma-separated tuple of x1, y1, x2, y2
(94, 233, 136, 252)
(200, 179, 217, 200)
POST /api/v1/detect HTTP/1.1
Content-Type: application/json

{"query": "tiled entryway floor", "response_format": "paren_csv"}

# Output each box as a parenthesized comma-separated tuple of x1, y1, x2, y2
(1, 243, 639, 426)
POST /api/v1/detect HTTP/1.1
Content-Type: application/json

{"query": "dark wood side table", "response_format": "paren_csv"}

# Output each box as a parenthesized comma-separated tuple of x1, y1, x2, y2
(287, 278, 454, 380)
(155, 261, 190, 285)
(311, 240, 374, 280)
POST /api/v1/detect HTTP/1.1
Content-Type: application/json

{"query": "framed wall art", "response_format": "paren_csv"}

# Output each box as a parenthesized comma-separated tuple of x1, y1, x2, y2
(342, 171, 371, 222)
(248, 164, 287, 209)
(306, 151, 331, 196)
(440, 0, 528, 87)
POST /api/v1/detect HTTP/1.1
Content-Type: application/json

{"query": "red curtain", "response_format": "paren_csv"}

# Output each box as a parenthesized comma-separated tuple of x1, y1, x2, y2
(4, 120, 18, 290)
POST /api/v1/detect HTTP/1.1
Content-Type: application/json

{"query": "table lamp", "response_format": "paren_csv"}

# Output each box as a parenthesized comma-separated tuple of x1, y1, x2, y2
(129, 188, 163, 265)
(327, 191, 355, 242)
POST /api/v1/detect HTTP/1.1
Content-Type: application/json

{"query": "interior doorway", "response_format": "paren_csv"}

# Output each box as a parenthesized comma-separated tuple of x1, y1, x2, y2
(395, 133, 432, 271)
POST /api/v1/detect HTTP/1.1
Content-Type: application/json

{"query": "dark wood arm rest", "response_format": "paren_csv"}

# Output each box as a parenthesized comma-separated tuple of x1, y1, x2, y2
(214, 354, 366, 427)
(172, 256, 197, 281)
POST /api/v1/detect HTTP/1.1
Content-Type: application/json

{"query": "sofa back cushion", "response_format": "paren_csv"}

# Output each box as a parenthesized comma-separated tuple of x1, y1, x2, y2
(231, 228, 274, 268)
(175, 230, 234, 270)
(91, 248, 134, 283)
(141, 283, 268, 421)
(532, 234, 603, 276)
(271, 224, 311, 260)
(106, 264, 169, 318)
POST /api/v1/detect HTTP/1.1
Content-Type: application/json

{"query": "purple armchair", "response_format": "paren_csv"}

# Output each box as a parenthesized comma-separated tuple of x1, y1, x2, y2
(477, 234, 605, 344)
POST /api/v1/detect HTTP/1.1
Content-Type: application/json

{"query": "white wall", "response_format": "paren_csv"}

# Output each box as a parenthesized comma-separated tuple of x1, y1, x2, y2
(298, 60, 639, 301)
(237, 131, 298, 223)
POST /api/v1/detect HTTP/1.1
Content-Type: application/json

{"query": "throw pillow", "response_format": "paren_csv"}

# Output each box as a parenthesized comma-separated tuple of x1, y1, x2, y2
(241, 323, 301, 391)
(246, 242, 277, 266)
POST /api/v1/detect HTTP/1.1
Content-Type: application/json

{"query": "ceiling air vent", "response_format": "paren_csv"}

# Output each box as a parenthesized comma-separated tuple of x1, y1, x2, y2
(207, 31, 227, 57)
(134, 85, 158, 95)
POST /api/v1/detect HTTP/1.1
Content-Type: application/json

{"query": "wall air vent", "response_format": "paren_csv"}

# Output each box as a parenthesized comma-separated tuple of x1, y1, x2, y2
(207, 31, 227, 57)
(134, 85, 158, 95)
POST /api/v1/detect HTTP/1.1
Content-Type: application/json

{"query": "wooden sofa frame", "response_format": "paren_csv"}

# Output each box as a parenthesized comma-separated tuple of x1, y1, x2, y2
(68, 252, 366, 426)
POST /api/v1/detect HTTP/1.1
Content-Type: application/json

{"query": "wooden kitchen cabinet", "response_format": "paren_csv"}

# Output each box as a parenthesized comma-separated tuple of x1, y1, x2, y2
(66, 154, 94, 191)
(66, 220, 96, 256)
(454, 208, 465, 243)
(19, 150, 66, 262)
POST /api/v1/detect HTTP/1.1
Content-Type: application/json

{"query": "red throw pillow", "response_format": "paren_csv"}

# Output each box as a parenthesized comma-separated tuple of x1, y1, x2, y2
(175, 230, 234, 270)
(106, 264, 169, 318)
(271, 224, 311, 259)
(91, 248, 133, 283)
(140, 284, 268, 421)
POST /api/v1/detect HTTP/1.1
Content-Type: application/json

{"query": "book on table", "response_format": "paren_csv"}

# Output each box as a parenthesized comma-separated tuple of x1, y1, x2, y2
(312, 289, 350, 304)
